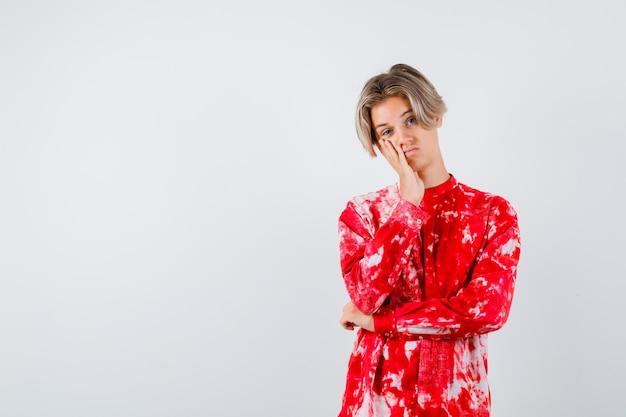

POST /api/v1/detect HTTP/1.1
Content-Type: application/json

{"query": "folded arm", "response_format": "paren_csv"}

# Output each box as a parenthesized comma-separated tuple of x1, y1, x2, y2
(339, 198, 427, 314)
(373, 198, 521, 338)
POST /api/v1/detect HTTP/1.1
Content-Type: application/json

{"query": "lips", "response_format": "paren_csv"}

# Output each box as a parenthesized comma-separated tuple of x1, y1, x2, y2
(403, 147, 418, 156)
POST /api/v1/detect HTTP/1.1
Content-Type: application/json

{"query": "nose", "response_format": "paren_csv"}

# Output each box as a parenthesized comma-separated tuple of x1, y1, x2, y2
(394, 127, 412, 147)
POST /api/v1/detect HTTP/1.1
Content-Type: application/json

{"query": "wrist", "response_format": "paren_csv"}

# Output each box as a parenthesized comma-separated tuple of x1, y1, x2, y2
(363, 316, 374, 332)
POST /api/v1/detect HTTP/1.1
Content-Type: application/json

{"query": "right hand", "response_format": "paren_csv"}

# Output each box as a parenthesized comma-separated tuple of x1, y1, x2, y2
(378, 139, 424, 206)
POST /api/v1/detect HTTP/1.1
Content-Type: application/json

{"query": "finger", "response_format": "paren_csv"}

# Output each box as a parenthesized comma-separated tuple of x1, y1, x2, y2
(376, 139, 389, 156)
(341, 321, 355, 330)
(378, 140, 401, 163)
(379, 139, 407, 164)
(389, 140, 409, 165)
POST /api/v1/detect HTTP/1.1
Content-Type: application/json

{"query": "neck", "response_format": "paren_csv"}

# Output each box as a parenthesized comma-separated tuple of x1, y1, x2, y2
(419, 165, 450, 188)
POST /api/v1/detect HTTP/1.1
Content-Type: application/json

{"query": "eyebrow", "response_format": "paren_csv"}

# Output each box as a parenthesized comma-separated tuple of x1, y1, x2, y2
(374, 109, 414, 129)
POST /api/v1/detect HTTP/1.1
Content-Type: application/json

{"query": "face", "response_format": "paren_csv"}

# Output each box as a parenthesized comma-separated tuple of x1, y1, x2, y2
(371, 96, 443, 174)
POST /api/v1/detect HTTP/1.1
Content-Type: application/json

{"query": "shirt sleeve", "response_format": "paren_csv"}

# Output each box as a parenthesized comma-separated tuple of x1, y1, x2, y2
(339, 198, 427, 314)
(373, 197, 521, 338)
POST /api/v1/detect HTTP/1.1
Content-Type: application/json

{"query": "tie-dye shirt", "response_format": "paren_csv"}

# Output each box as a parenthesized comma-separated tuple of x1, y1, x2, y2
(337, 175, 521, 417)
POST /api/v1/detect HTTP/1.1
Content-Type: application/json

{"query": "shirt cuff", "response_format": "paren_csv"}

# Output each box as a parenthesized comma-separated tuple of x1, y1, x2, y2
(391, 199, 427, 230)
(373, 308, 398, 337)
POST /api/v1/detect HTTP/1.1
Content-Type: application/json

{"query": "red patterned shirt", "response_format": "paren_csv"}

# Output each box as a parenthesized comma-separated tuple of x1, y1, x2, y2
(338, 175, 521, 417)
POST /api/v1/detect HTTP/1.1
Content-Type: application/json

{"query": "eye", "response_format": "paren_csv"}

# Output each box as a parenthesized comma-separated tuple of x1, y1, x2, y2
(380, 128, 392, 137)
(406, 117, 417, 126)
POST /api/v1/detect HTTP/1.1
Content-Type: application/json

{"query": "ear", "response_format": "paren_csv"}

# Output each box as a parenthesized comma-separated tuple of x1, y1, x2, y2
(435, 116, 443, 128)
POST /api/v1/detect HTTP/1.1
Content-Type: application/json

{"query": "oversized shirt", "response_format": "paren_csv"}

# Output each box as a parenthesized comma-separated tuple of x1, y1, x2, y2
(337, 175, 521, 417)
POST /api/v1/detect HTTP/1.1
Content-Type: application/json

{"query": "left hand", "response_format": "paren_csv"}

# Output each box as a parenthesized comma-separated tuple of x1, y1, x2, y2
(339, 301, 374, 332)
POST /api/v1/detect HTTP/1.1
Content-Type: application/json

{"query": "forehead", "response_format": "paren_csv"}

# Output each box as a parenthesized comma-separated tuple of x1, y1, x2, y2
(371, 96, 412, 126)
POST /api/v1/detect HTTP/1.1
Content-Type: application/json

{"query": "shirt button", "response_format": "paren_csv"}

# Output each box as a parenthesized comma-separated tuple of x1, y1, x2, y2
(384, 333, 391, 337)
(416, 219, 422, 225)
(418, 336, 424, 340)
(404, 249, 410, 255)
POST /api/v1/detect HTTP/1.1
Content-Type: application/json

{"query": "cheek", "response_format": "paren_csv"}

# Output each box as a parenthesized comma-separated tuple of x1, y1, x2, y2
(388, 136, 403, 146)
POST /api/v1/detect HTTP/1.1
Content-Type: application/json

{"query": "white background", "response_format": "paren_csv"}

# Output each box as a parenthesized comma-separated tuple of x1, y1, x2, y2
(1, 1, 625, 416)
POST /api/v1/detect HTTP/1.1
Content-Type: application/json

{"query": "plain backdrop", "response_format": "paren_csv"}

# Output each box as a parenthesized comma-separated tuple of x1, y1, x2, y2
(1, 1, 625, 416)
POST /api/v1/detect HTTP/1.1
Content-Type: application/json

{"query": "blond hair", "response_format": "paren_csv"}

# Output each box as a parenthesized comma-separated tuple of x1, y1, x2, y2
(355, 64, 447, 156)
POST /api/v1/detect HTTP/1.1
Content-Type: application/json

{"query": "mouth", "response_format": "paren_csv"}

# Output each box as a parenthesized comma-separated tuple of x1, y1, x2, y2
(403, 147, 418, 156)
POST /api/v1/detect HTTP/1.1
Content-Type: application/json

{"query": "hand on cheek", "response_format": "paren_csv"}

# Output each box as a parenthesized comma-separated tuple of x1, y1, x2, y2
(377, 139, 424, 207)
